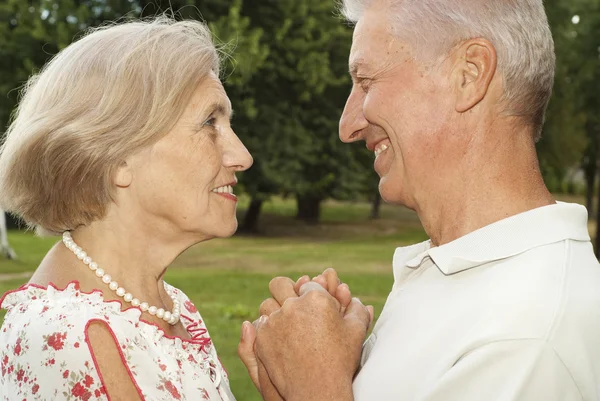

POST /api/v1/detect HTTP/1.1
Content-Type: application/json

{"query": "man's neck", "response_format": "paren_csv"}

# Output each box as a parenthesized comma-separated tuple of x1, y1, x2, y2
(415, 126, 555, 247)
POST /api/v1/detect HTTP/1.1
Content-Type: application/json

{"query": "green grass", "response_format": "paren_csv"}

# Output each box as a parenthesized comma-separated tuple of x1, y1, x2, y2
(0, 194, 589, 399)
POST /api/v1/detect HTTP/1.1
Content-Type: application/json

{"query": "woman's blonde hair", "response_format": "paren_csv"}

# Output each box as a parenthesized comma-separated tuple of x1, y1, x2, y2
(0, 16, 220, 234)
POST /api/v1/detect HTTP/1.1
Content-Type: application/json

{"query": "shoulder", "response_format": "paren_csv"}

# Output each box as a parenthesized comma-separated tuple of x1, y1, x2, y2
(0, 282, 114, 399)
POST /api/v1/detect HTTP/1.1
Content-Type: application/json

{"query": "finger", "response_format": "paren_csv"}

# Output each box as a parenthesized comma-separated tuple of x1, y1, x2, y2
(366, 305, 375, 328)
(335, 283, 353, 312)
(312, 274, 328, 289)
(237, 321, 260, 390)
(257, 356, 285, 401)
(294, 275, 310, 294)
(298, 280, 331, 297)
(268, 276, 298, 306)
(259, 298, 281, 316)
(322, 268, 341, 296)
(344, 297, 372, 331)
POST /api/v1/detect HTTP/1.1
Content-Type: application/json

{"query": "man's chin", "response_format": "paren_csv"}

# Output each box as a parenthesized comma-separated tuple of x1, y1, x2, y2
(378, 177, 405, 206)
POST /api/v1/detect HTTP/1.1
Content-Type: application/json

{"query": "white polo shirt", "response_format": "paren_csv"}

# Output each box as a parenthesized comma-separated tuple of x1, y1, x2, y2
(353, 202, 600, 401)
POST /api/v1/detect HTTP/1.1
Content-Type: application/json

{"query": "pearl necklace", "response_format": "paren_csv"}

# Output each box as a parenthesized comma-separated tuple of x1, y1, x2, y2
(62, 232, 181, 325)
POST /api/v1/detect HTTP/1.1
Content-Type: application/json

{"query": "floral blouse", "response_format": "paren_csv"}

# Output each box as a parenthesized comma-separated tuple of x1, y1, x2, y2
(0, 281, 235, 401)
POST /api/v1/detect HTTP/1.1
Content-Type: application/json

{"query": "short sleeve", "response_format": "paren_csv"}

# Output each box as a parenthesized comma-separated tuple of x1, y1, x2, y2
(420, 340, 582, 401)
(1, 289, 108, 400)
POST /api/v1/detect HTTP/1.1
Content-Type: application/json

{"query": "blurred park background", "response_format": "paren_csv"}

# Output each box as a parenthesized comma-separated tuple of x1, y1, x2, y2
(0, 0, 599, 399)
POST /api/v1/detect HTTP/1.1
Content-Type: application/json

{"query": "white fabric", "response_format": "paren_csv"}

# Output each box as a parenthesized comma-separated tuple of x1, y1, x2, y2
(354, 202, 600, 401)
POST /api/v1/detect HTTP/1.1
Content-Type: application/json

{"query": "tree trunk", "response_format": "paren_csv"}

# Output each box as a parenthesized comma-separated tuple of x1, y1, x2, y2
(296, 195, 322, 224)
(242, 198, 263, 232)
(370, 192, 382, 219)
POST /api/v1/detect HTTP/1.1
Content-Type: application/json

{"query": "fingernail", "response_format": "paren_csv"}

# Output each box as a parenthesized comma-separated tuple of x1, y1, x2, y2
(241, 321, 249, 340)
(259, 315, 267, 324)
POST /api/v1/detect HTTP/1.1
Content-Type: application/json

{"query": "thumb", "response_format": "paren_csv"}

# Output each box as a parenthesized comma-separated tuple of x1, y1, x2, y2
(237, 321, 260, 390)
(344, 297, 372, 332)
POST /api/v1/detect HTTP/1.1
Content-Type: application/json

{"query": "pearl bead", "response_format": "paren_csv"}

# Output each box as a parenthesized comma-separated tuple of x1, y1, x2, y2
(62, 231, 180, 325)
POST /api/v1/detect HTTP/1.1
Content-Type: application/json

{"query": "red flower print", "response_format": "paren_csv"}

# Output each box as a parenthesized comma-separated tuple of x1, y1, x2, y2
(82, 391, 92, 401)
(188, 354, 197, 363)
(74, 342, 80, 348)
(94, 389, 101, 397)
(164, 380, 181, 400)
(32, 384, 39, 394)
(159, 363, 166, 372)
(41, 306, 49, 313)
(84, 374, 94, 388)
(63, 369, 70, 379)
(72, 382, 86, 397)
(49, 358, 55, 365)
(184, 300, 197, 313)
(47, 332, 66, 351)
(14, 339, 22, 356)
(16, 369, 24, 381)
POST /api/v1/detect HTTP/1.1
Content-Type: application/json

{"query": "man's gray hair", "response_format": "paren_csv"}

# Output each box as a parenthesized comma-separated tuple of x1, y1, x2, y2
(341, 0, 555, 140)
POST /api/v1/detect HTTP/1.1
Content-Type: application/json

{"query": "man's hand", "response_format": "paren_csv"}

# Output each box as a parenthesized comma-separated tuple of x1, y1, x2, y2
(252, 282, 372, 401)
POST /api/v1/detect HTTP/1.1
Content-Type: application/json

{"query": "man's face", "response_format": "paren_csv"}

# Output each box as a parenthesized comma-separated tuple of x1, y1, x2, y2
(339, 5, 457, 210)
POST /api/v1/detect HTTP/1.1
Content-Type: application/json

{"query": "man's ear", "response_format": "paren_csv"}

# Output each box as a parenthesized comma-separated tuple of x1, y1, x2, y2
(115, 160, 133, 188)
(451, 38, 497, 113)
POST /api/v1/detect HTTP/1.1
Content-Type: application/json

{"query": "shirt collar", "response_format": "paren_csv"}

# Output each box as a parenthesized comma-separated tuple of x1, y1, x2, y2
(394, 202, 590, 275)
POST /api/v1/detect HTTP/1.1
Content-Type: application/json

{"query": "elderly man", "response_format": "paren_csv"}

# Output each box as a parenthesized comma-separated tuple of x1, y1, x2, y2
(239, 0, 600, 400)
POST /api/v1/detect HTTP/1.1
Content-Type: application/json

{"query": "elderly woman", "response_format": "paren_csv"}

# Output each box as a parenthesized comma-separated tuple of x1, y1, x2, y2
(0, 17, 252, 400)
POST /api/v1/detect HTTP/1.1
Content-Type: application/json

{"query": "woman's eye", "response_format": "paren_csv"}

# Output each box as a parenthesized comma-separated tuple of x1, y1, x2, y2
(203, 117, 217, 127)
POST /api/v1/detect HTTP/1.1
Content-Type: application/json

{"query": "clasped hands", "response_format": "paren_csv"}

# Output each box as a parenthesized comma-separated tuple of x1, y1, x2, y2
(238, 269, 374, 401)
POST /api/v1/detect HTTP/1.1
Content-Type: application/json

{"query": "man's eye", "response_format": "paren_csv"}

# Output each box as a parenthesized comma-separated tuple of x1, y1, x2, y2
(360, 79, 371, 91)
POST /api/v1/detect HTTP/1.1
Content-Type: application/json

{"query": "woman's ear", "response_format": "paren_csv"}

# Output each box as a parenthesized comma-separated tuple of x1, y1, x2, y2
(115, 160, 133, 188)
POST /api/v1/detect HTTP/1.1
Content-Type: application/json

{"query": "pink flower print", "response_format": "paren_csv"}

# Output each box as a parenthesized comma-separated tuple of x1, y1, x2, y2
(164, 380, 181, 400)
(184, 300, 197, 314)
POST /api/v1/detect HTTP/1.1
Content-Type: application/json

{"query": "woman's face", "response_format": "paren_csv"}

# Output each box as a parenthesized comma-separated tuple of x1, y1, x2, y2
(123, 72, 253, 241)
